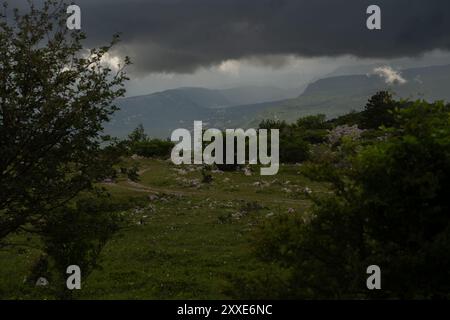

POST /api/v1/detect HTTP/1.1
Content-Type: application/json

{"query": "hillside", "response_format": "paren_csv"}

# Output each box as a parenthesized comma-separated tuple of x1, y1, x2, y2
(241, 64, 450, 127)
(105, 64, 450, 138)
(105, 86, 297, 138)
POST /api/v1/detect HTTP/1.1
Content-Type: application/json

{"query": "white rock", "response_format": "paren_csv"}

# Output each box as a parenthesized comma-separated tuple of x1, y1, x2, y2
(35, 277, 49, 287)
(283, 187, 292, 193)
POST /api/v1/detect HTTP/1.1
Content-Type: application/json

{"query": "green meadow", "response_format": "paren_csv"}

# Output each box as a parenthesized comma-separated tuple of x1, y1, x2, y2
(0, 159, 324, 299)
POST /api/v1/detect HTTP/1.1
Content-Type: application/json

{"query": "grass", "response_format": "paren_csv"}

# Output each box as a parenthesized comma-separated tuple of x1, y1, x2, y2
(0, 158, 325, 299)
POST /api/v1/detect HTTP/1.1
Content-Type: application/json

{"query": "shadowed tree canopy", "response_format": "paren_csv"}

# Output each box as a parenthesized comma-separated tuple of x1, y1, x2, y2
(0, 0, 130, 242)
(249, 96, 450, 299)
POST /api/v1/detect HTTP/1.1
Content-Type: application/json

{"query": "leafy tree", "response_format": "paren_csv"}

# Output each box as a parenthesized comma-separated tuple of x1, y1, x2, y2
(0, 1, 129, 244)
(295, 114, 329, 145)
(279, 136, 311, 163)
(360, 91, 399, 129)
(296, 114, 328, 130)
(259, 119, 288, 130)
(258, 116, 328, 164)
(126, 125, 174, 159)
(131, 139, 174, 158)
(249, 98, 450, 299)
(128, 124, 148, 144)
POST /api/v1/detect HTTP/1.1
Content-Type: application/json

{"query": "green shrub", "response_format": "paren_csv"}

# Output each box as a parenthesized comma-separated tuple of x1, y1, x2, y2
(247, 98, 450, 299)
(132, 139, 174, 158)
(40, 196, 126, 299)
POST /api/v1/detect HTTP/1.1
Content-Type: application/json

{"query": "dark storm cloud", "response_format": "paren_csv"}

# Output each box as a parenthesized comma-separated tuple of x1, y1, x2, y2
(21, 0, 450, 73)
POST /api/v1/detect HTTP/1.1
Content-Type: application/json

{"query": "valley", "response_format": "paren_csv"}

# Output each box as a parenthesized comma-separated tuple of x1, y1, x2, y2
(105, 64, 450, 139)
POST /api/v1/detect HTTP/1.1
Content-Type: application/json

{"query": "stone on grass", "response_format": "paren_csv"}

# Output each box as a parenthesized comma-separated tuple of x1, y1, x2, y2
(35, 277, 49, 287)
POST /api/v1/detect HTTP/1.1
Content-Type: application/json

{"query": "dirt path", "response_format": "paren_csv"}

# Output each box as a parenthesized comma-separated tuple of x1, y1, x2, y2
(104, 178, 310, 206)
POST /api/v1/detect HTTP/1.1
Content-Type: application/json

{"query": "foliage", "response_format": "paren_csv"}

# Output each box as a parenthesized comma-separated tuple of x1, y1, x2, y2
(0, 0, 129, 242)
(327, 124, 364, 146)
(328, 110, 363, 127)
(259, 115, 329, 163)
(250, 96, 450, 299)
(127, 125, 174, 159)
(132, 140, 174, 158)
(359, 90, 399, 129)
(40, 196, 123, 299)
(128, 124, 148, 143)
(0, 1, 130, 300)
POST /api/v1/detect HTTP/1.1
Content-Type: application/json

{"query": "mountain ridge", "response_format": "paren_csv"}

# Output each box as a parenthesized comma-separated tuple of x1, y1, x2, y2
(106, 64, 450, 138)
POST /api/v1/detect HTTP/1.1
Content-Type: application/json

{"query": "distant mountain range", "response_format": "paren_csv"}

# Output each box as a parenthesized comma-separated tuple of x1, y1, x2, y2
(105, 64, 450, 138)
(105, 86, 299, 138)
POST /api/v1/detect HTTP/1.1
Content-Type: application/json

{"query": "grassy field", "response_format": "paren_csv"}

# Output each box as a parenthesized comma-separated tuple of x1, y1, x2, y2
(0, 158, 325, 299)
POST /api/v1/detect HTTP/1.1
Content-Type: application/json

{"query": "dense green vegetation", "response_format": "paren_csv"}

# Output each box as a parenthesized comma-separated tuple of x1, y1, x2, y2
(127, 124, 174, 159)
(259, 114, 329, 163)
(1, 1, 449, 301)
(2, 91, 450, 299)
(238, 92, 450, 299)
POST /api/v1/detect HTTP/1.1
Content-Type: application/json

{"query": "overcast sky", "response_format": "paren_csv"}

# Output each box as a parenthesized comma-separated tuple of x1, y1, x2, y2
(13, 0, 450, 96)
